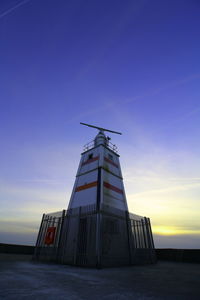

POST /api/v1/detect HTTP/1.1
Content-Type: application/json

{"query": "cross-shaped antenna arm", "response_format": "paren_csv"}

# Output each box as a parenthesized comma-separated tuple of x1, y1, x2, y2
(80, 122, 122, 135)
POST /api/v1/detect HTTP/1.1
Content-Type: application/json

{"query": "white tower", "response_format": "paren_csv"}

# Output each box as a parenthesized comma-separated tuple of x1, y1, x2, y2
(68, 123, 128, 212)
(34, 123, 156, 267)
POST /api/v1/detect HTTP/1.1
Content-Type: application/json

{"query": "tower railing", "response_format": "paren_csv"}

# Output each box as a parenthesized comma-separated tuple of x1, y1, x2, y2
(83, 139, 118, 153)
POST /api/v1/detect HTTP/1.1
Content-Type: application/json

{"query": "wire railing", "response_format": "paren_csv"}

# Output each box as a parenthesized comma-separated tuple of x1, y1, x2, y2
(83, 139, 118, 153)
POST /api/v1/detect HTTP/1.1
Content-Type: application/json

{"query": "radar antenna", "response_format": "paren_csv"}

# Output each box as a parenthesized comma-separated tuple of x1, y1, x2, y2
(80, 122, 122, 135)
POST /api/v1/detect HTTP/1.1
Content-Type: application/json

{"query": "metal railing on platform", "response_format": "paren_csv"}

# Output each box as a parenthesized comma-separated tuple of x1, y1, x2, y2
(83, 139, 118, 153)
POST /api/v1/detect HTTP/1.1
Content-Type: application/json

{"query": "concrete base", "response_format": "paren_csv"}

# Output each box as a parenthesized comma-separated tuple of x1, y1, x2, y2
(156, 248, 200, 263)
(0, 243, 34, 255)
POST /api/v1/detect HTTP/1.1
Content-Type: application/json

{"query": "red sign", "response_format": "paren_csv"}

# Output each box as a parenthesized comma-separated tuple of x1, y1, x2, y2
(44, 227, 56, 245)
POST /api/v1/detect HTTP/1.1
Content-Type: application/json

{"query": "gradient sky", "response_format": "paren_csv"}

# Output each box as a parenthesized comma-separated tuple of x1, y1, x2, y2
(0, 0, 200, 248)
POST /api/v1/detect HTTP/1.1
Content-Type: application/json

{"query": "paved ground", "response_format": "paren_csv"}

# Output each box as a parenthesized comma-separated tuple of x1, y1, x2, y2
(0, 254, 200, 299)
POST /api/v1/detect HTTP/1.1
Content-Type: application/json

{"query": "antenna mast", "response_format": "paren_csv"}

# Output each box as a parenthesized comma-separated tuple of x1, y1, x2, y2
(80, 122, 122, 135)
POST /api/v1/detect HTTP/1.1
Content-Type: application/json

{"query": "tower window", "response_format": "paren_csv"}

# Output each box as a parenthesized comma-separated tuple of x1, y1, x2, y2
(88, 153, 93, 160)
(108, 154, 113, 161)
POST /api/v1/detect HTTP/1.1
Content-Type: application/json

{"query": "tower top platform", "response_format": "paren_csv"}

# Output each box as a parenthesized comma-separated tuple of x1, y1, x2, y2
(80, 122, 121, 154)
(82, 136, 118, 154)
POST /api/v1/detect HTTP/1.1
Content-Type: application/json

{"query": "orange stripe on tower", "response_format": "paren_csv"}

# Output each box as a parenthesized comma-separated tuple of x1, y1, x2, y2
(75, 181, 98, 192)
(103, 181, 123, 194)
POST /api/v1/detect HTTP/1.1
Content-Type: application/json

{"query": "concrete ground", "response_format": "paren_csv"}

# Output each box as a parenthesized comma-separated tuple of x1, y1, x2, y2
(0, 254, 200, 299)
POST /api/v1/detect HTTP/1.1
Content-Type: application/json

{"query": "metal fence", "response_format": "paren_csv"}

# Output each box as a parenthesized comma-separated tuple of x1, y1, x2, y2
(33, 204, 156, 267)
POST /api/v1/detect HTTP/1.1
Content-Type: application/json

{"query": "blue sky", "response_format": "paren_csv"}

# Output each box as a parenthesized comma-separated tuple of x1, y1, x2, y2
(0, 0, 200, 248)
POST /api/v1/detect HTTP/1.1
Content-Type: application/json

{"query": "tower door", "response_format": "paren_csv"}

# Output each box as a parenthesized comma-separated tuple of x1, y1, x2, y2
(76, 217, 88, 265)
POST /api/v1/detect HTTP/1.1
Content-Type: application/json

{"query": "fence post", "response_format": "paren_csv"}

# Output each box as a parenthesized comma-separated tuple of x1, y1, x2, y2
(57, 209, 66, 262)
(96, 167, 102, 268)
(144, 217, 156, 263)
(144, 217, 152, 248)
(141, 219, 147, 248)
(148, 218, 155, 249)
(33, 213, 45, 260)
(74, 206, 81, 265)
(125, 211, 132, 265)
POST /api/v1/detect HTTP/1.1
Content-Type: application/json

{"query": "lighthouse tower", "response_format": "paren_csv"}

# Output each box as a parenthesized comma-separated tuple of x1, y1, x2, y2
(68, 123, 128, 212)
(34, 123, 156, 267)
